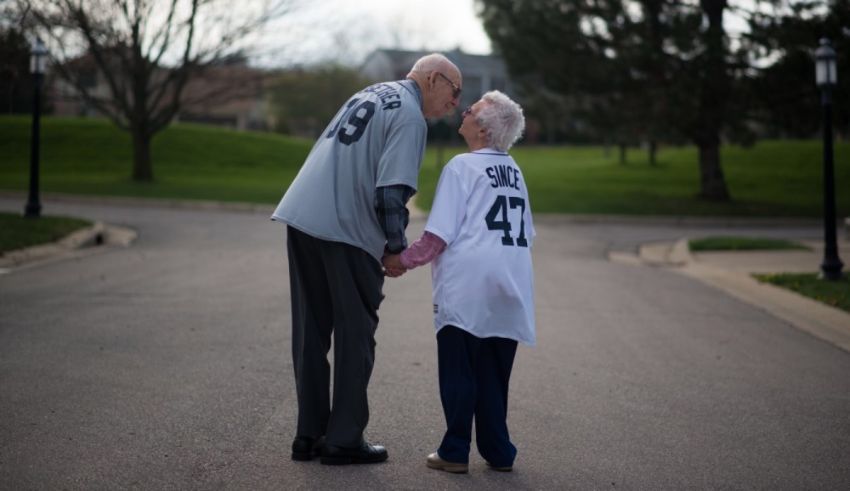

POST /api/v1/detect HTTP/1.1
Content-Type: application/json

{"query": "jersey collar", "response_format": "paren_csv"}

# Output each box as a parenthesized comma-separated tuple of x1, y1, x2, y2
(400, 79, 423, 111)
(472, 147, 508, 155)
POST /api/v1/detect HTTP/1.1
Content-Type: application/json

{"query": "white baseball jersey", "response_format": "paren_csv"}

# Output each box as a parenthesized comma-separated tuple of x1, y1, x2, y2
(426, 149, 536, 346)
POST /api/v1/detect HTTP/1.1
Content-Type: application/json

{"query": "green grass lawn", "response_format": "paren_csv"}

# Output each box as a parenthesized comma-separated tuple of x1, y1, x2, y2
(418, 141, 850, 215)
(0, 212, 92, 253)
(755, 273, 850, 313)
(689, 237, 810, 251)
(1, 115, 848, 216)
(0, 116, 311, 204)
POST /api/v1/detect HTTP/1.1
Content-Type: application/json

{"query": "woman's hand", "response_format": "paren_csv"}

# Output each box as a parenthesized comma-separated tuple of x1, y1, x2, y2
(382, 254, 407, 278)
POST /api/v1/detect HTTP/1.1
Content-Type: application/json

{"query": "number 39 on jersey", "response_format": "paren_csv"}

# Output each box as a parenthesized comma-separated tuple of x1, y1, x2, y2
(326, 98, 376, 145)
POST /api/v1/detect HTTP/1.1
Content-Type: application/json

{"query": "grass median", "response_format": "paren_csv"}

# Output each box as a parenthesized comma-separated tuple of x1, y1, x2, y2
(1, 115, 848, 216)
(689, 237, 810, 251)
(755, 273, 850, 313)
(0, 212, 92, 254)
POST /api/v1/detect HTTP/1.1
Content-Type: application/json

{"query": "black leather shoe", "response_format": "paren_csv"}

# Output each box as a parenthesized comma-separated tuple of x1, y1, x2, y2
(291, 435, 325, 461)
(320, 440, 388, 465)
(486, 461, 513, 472)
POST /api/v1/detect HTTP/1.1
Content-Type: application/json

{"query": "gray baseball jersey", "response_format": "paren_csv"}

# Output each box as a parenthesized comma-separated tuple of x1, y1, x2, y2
(271, 80, 427, 262)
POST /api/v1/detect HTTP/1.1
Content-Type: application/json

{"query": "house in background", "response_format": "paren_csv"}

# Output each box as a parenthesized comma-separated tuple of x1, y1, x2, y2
(48, 48, 515, 137)
(49, 54, 112, 118)
(177, 55, 274, 131)
(360, 48, 514, 112)
(50, 53, 274, 131)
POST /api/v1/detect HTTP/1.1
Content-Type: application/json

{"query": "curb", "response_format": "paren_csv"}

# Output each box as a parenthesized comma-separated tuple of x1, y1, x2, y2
(0, 221, 137, 269)
(612, 237, 850, 355)
(680, 262, 850, 354)
(0, 191, 834, 227)
(668, 238, 692, 265)
(0, 191, 425, 219)
(0, 191, 275, 215)
(635, 238, 692, 267)
(533, 213, 823, 228)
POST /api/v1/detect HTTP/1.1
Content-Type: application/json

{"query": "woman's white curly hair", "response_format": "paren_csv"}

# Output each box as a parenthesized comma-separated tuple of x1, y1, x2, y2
(475, 90, 525, 152)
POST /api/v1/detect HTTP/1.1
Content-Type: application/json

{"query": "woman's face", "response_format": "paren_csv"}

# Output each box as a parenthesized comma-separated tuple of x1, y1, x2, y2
(458, 101, 488, 149)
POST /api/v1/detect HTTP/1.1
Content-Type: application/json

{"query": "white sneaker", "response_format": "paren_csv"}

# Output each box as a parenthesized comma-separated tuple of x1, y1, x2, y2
(426, 452, 468, 474)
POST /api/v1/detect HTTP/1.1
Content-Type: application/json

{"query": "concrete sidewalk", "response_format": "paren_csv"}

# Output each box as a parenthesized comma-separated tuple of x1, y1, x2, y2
(612, 237, 850, 354)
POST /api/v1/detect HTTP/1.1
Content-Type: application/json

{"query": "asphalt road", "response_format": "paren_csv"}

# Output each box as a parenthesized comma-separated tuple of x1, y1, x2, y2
(1, 199, 849, 490)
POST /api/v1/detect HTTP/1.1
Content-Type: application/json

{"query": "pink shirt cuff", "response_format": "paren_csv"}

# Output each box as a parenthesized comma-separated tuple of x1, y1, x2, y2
(399, 231, 447, 269)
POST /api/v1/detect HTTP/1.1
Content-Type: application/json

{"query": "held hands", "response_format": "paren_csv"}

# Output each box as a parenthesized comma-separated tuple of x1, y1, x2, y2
(382, 253, 407, 278)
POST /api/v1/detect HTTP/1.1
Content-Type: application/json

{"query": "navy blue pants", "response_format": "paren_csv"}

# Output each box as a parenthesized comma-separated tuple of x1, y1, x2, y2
(437, 325, 518, 467)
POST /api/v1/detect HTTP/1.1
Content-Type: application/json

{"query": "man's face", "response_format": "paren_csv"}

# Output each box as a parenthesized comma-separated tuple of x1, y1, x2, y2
(424, 70, 461, 118)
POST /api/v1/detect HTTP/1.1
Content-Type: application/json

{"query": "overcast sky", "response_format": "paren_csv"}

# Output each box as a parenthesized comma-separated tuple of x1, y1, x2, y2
(253, 0, 492, 67)
(246, 0, 759, 69)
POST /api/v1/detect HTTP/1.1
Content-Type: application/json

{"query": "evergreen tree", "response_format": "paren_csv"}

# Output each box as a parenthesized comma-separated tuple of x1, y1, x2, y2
(0, 27, 34, 114)
(478, 0, 754, 200)
(746, 0, 850, 138)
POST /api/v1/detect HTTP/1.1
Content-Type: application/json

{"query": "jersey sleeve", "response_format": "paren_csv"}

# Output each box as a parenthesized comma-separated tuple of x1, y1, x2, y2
(375, 120, 427, 190)
(521, 172, 536, 244)
(424, 163, 468, 246)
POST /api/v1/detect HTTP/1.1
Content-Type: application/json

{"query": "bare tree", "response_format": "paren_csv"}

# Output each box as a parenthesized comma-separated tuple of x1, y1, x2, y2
(17, 0, 294, 181)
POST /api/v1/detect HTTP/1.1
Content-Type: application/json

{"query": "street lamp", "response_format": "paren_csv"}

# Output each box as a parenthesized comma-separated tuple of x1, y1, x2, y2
(814, 38, 844, 280)
(24, 38, 47, 218)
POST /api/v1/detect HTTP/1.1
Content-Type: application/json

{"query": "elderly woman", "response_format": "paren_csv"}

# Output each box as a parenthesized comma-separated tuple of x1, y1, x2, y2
(383, 90, 535, 473)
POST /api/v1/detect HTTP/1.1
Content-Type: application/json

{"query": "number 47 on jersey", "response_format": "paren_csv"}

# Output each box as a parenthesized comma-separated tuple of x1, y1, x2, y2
(485, 195, 528, 247)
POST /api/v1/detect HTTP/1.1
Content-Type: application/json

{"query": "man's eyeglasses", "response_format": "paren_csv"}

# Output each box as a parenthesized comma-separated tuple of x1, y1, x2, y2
(435, 72, 462, 99)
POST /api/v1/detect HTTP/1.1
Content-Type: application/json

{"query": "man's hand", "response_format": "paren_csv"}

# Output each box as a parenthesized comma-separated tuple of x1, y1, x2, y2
(382, 254, 407, 278)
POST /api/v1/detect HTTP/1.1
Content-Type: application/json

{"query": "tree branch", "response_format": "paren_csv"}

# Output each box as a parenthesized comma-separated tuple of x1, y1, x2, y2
(148, 0, 180, 66)
(59, 0, 134, 119)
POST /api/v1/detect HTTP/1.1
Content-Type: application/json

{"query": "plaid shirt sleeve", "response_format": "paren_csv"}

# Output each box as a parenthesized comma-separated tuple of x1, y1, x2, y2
(376, 184, 415, 254)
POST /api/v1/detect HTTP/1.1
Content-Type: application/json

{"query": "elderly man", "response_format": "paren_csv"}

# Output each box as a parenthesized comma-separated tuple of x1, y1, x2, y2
(271, 53, 462, 465)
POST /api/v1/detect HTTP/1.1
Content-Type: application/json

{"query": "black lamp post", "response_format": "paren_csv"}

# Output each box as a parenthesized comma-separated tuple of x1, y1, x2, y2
(814, 38, 844, 280)
(24, 38, 47, 218)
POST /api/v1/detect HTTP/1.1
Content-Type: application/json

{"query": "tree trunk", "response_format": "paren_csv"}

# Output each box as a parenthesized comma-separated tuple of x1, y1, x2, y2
(131, 129, 154, 181)
(695, 0, 730, 201)
(648, 140, 657, 166)
(7, 83, 14, 113)
(619, 143, 627, 165)
(547, 113, 556, 143)
(697, 142, 729, 200)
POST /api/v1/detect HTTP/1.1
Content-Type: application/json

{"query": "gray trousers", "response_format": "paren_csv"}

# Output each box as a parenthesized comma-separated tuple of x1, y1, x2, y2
(286, 226, 385, 447)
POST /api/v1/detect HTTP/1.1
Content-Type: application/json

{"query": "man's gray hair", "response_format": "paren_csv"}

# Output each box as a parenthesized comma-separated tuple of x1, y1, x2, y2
(409, 53, 454, 75)
(476, 91, 525, 152)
